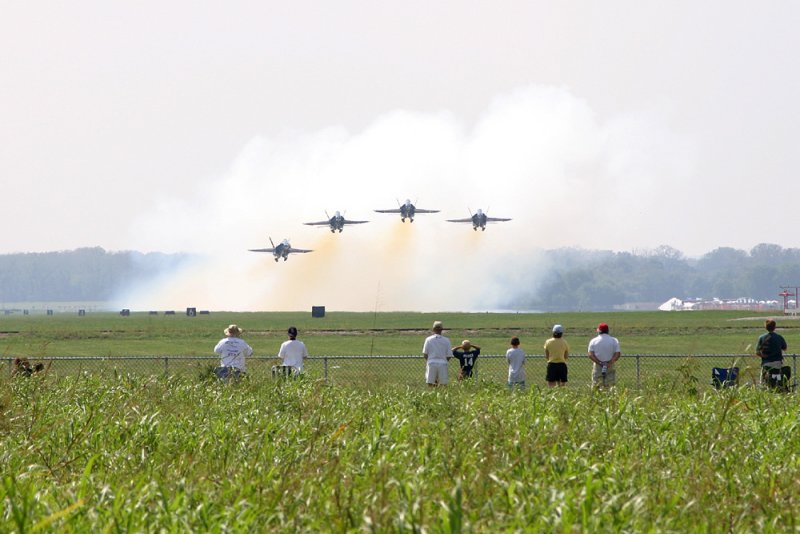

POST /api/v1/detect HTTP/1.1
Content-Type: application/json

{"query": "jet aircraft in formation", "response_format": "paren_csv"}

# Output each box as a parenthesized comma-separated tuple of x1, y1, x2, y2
(374, 199, 439, 223)
(249, 237, 313, 262)
(303, 211, 369, 233)
(446, 208, 512, 231)
(251, 199, 513, 262)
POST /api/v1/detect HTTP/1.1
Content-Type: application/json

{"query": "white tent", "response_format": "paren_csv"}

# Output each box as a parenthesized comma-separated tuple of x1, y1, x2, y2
(658, 297, 683, 311)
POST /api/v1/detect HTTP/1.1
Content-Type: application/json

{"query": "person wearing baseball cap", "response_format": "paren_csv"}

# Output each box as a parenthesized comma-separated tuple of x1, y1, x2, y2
(588, 322, 621, 388)
(277, 325, 309, 376)
(422, 320, 451, 386)
(544, 324, 570, 387)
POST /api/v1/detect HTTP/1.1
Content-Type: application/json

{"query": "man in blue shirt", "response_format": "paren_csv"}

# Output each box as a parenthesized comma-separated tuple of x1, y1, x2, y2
(756, 319, 788, 390)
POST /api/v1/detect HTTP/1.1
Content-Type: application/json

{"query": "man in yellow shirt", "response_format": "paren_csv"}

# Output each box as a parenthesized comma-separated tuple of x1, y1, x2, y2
(544, 324, 569, 387)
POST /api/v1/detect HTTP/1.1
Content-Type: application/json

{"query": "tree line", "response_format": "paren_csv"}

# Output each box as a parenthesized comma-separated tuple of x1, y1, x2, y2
(509, 243, 800, 311)
(0, 247, 193, 303)
(1, 244, 799, 310)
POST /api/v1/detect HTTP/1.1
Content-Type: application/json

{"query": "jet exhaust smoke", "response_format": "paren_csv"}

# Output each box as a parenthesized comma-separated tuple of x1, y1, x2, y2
(116, 85, 696, 311)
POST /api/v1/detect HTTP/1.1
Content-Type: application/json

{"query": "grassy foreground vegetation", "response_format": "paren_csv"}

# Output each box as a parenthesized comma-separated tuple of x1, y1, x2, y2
(2, 374, 800, 531)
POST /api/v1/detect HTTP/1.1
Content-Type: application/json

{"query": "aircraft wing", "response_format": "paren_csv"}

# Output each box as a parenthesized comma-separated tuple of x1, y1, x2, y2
(374, 208, 401, 213)
(249, 248, 276, 253)
(485, 217, 512, 222)
(343, 219, 369, 224)
(303, 221, 330, 226)
(289, 248, 314, 253)
(446, 217, 473, 223)
(414, 209, 440, 213)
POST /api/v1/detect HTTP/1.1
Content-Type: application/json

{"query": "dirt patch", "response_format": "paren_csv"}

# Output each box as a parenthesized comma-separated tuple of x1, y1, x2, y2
(730, 315, 800, 321)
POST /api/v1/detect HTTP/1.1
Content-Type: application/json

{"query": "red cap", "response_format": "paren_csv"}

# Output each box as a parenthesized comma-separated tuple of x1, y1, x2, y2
(597, 323, 609, 333)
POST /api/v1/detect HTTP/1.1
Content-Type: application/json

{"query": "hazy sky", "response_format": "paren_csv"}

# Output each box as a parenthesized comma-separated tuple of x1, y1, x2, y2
(2, 2, 799, 310)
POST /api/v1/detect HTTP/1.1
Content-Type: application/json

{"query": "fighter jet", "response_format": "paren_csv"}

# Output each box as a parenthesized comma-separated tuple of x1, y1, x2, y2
(374, 199, 440, 223)
(446, 208, 511, 231)
(303, 211, 369, 233)
(249, 237, 313, 262)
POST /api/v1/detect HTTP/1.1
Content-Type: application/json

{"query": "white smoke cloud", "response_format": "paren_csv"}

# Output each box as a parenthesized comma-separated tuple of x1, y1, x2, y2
(117, 85, 696, 311)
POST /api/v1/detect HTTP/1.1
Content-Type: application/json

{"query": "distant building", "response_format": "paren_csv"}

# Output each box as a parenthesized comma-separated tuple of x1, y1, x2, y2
(657, 297, 782, 311)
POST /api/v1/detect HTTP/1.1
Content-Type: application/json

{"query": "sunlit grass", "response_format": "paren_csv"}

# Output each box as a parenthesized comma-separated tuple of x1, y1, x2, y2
(2, 374, 799, 531)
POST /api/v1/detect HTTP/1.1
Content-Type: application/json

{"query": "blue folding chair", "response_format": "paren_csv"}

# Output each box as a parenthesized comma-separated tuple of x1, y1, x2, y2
(711, 367, 739, 389)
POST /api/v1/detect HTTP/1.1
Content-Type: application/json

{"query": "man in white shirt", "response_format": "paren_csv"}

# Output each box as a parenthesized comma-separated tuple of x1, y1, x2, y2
(278, 326, 309, 376)
(422, 320, 451, 386)
(213, 324, 253, 380)
(587, 322, 621, 387)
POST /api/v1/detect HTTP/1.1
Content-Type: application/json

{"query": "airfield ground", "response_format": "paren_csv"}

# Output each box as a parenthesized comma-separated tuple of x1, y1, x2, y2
(2, 311, 800, 529)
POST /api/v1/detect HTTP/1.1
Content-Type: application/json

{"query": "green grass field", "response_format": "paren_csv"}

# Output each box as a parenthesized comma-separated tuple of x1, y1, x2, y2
(2, 310, 799, 530)
(1, 309, 795, 357)
(2, 375, 799, 531)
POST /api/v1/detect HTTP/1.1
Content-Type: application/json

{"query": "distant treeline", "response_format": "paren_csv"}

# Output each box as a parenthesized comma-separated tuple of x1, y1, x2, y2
(2, 244, 799, 310)
(0, 247, 193, 303)
(511, 243, 800, 311)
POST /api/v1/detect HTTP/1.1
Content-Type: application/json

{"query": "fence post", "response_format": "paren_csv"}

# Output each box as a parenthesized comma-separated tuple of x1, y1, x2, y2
(794, 354, 797, 392)
(164, 357, 169, 375)
(636, 354, 641, 390)
(324, 356, 329, 382)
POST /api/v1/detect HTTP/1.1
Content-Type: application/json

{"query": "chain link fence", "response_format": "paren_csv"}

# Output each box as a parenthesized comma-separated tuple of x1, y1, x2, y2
(5, 354, 798, 390)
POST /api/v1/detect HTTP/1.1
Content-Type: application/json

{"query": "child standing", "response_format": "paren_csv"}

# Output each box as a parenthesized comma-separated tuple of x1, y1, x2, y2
(544, 324, 569, 387)
(506, 336, 526, 389)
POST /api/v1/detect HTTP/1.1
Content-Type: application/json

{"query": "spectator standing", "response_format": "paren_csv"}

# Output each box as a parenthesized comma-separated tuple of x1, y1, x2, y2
(506, 337, 526, 389)
(213, 324, 253, 380)
(588, 323, 621, 388)
(423, 321, 451, 387)
(278, 326, 309, 376)
(452, 339, 481, 380)
(544, 324, 569, 387)
(756, 319, 788, 389)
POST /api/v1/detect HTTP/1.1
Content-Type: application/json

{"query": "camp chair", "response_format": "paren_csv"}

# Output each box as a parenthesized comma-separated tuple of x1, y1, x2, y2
(711, 367, 739, 389)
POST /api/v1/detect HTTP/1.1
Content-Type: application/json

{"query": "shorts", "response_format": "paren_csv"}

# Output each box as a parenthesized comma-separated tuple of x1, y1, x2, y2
(459, 365, 475, 378)
(546, 362, 568, 383)
(426, 362, 449, 385)
(592, 362, 616, 386)
(215, 366, 244, 380)
(508, 380, 525, 390)
(272, 365, 300, 378)
(761, 364, 790, 390)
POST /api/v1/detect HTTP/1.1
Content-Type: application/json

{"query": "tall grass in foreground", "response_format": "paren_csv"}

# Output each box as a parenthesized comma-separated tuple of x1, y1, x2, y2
(2, 375, 799, 532)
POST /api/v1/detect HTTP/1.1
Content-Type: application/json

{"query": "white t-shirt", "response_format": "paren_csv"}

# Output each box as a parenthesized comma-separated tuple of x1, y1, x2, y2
(279, 339, 309, 370)
(214, 337, 253, 371)
(588, 333, 620, 363)
(422, 334, 451, 364)
(506, 347, 526, 382)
